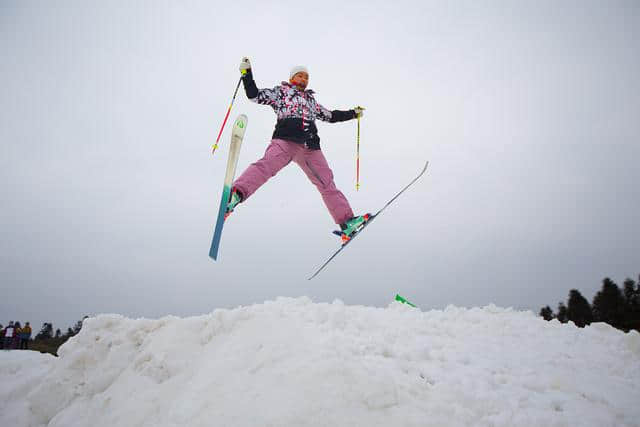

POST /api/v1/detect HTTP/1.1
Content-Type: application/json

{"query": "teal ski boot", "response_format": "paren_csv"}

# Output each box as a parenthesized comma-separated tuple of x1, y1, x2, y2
(224, 188, 243, 220)
(336, 214, 372, 244)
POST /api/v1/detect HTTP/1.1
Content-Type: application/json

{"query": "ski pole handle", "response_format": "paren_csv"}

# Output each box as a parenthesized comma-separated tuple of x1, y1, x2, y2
(211, 76, 243, 155)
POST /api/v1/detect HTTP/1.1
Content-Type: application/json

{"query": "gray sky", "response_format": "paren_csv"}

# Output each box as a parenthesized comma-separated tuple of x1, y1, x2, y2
(2, 0, 639, 332)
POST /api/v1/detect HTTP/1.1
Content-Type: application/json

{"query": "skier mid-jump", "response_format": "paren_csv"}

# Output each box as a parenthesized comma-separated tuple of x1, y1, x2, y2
(225, 57, 369, 241)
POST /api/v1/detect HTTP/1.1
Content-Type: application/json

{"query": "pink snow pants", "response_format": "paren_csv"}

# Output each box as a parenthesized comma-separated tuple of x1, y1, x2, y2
(233, 139, 354, 225)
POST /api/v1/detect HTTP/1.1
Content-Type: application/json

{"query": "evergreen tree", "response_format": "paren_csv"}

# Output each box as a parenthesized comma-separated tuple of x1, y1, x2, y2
(66, 328, 75, 337)
(592, 278, 625, 329)
(539, 306, 554, 321)
(557, 302, 568, 323)
(36, 323, 54, 340)
(73, 316, 88, 335)
(566, 289, 593, 327)
(623, 278, 636, 305)
(55, 329, 62, 339)
(622, 277, 640, 331)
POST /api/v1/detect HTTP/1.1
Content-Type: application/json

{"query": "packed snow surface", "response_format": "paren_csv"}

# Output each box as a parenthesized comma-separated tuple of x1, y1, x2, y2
(1, 297, 639, 427)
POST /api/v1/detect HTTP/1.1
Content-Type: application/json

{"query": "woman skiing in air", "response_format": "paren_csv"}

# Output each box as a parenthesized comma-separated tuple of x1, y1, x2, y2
(225, 57, 369, 242)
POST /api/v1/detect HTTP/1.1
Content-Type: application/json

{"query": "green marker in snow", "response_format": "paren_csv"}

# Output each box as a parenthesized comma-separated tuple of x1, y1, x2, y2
(395, 294, 417, 308)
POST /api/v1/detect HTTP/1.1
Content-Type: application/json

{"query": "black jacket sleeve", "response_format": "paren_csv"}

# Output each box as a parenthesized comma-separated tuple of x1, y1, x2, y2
(329, 109, 357, 123)
(241, 69, 259, 99)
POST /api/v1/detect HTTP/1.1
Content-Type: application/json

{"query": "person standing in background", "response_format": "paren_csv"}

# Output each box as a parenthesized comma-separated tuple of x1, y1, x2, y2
(13, 322, 22, 349)
(3, 322, 15, 350)
(20, 322, 32, 350)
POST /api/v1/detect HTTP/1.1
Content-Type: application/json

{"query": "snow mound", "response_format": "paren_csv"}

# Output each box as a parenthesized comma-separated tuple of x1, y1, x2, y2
(2, 297, 639, 427)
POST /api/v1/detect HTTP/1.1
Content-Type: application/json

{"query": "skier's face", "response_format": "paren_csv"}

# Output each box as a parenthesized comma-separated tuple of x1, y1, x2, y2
(290, 72, 309, 89)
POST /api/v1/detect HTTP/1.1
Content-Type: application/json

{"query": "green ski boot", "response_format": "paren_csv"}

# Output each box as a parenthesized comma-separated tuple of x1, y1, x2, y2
(337, 214, 371, 243)
(224, 188, 243, 220)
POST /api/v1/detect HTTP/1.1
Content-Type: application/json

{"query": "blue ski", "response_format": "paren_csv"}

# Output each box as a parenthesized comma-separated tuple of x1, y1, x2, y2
(209, 114, 248, 260)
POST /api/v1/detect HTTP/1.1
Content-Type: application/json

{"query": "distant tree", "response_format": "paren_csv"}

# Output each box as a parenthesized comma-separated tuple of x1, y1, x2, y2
(623, 278, 636, 304)
(36, 323, 54, 340)
(636, 275, 640, 330)
(557, 302, 569, 323)
(28, 317, 90, 356)
(539, 306, 554, 321)
(566, 289, 593, 327)
(622, 277, 640, 331)
(592, 278, 625, 329)
(73, 316, 88, 335)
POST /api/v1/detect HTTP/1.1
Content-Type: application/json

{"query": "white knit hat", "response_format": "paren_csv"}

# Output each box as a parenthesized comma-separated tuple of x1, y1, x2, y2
(289, 65, 309, 80)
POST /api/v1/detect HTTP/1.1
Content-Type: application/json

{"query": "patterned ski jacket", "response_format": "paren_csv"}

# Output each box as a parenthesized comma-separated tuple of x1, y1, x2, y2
(241, 69, 356, 150)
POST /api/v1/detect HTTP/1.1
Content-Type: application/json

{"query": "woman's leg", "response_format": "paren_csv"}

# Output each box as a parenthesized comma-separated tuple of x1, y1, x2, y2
(295, 148, 354, 225)
(232, 139, 295, 200)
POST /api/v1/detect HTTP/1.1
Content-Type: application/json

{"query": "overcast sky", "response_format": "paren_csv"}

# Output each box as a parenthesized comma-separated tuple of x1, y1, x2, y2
(2, 0, 639, 331)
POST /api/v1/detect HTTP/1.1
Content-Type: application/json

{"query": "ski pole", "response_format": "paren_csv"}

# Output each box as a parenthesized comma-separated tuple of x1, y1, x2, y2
(211, 75, 243, 155)
(356, 114, 361, 191)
